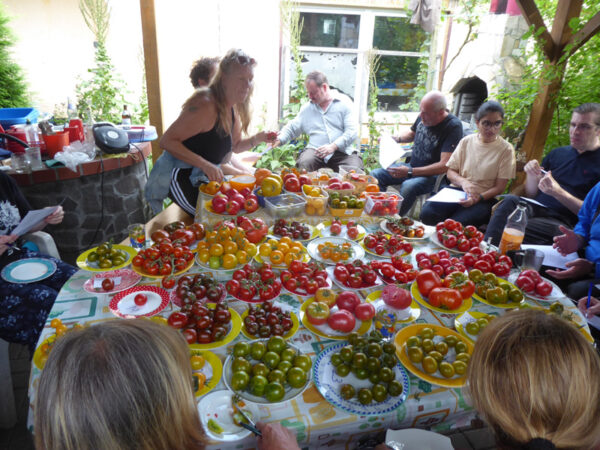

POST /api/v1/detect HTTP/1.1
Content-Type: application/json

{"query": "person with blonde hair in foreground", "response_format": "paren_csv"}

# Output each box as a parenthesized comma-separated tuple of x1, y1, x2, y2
(467, 309, 600, 450)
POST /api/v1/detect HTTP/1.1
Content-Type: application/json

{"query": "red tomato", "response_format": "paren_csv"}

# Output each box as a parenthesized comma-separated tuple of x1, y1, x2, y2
(226, 200, 242, 215)
(336, 291, 361, 313)
(515, 275, 536, 293)
(382, 285, 412, 309)
(462, 252, 477, 267)
(492, 262, 511, 278)
(429, 287, 463, 310)
(438, 250, 451, 260)
(333, 265, 350, 283)
(161, 276, 176, 290)
(167, 311, 188, 329)
(244, 197, 259, 213)
(306, 301, 330, 325)
(443, 271, 475, 299)
(431, 264, 445, 277)
(327, 310, 356, 333)
(535, 280, 553, 297)
(354, 302, 376, 321)
(134, 293, 148, 306)
(521, 269, 542, 285)
(457, 238, 470, 252)
(416, 269, 443, 297)
(182, 328, 197, 344)
(443, 234, 457, 248)
(101, 278, 114, 291)
(473, 259, 492, 273)
(226, 279, 240, 295)
(444, 219, 458, 230)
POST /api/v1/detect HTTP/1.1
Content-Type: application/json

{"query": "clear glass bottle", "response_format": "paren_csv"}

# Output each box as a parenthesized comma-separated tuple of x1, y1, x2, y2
(499, 201, 528, 255)
(121, 105, 132, 129)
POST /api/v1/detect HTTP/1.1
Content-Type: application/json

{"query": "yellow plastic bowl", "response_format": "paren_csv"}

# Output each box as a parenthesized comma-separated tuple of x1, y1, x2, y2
(230, 175, 257, 191)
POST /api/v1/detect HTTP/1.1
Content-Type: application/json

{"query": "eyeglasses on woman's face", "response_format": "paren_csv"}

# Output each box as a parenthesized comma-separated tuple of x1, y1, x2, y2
(480, 120, 503, 129)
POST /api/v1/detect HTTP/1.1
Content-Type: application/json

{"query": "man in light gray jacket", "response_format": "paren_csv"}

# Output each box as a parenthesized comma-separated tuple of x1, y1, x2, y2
(273, 71, 362, 172)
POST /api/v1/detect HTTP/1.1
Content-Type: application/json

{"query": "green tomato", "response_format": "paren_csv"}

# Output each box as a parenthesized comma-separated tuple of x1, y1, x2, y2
(262, 351, 280, 370)
(251, 362, 269, 378)
(267, 369, 285, 384)
(264, 382, 285, 402)
(287, 366, 307, 388)
(277, 360, 292, 374)
(388, 380, 403, 397)
(232, 357, 251, 374)
(267, 336, 286, 354)
(340, 384, 355, 400)
(357, 388, 373, 405)
(250, 341, 267, 360)
(330, 353, 343, 367)
(230, 371, 250, 391)
(249, 375, 268, 397)
(371, 383, 388, 403)
(233, 342, 250, 358)
(280, 347, 297, 363)
(208, 256, 221, 270)
(336, 363, 351, 377)
(293, 355, 312, 372)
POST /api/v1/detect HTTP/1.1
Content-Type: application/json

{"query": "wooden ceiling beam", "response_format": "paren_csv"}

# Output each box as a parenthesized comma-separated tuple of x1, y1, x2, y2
(549, 0, 583, 60)
(567, 11, 600, 56)
(514, 0, 555, 60)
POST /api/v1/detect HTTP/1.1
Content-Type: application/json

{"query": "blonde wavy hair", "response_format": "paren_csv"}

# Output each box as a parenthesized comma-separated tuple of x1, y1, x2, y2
(34, 319, 204, 450)
(467, 309, 600, 450)
(183, 48, 255, 137)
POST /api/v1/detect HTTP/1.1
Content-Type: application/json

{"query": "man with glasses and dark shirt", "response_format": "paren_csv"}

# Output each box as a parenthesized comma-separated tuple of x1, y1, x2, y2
(370, 91, 463, 216)
(484, 103, 600, 246)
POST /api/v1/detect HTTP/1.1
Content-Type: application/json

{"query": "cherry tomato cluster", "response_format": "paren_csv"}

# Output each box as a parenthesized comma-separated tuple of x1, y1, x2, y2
(167, 302, 232, 344)
(370, 257, 417, 284)
(415, 250, 467, 278)
(211, 185, 259, 215)
(363, 231, 413, 256)
(272, 219, 311, 240)
(330, 219, 360, 240)
(151, 220, 204, 247)
(384, 216, 425, 238)
(226, 263, 282, 302)
(461, 248, 512, 277)
(333, 260, 380, 289)
(172, 273, 226, 305)
(131, 241, 194, 276)
(280, 260, 329, 295)
(435, 219, 483, 251)
(243, 301, 294, 338)
(515, 270, 553, 297)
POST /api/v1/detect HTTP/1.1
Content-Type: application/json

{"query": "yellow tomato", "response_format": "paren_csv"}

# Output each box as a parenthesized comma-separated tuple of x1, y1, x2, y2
(223, 240, 238, 255)
(277, 243, 289, 254)
(218, 226, 231, 240)
(151, 316, 168, 326)
(50, 318, 63, 329)
(222, 253, 238, 269)
(270, 250, 284, 265)
(193, 372, 206, 392)
(196, 241, 208, 250)
(279, 236, 292, 247)
(289, 243, 304, 254)
(244, 242, 257, 257)
(236, 250, 249, 264)
(209, 243, 224, 257)
(284, 252, 300, 267)
(205, 231, 218, 245)
(261, 177, 282, 196)
(306, 204, 316, 215)
(55, 325, 68, 337)
(267, 238, 279, 248)
(190, 354, 206, 370)
(198, 249, 210, 263)
(259, 243, 272, 257)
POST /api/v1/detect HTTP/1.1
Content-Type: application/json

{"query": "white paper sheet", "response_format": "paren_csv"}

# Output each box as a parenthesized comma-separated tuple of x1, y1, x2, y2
(11, 206, 59, 236)
(379, 134, 409, 169)
(520, 244, 578, 269)
(425, 187, 467, 203)
(497, 194, 547, 208)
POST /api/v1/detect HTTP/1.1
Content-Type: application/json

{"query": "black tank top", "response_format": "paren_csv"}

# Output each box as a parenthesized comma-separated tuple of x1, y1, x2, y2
(182, 109, 234, 165)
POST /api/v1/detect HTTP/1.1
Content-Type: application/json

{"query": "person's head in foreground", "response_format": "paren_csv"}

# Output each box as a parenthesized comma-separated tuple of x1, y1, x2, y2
(419, 90, 448, 127)
(475, 100, 504, 143)
(34, 319, 205, 450)
(189, 56, 219, 88)
(467, 309, 600, 450)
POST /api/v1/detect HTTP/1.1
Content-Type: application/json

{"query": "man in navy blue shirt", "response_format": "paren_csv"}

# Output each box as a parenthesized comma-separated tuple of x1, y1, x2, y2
(371, 91, 463, 216)
(485, 103, 600, 245)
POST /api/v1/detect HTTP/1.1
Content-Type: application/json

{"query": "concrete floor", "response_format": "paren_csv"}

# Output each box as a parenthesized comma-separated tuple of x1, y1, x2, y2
(1, 342, 496, 450)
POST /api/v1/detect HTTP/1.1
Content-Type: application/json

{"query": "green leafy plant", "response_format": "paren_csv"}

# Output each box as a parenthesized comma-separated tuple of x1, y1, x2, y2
(254, 142, 301, 172)
(0, 4, 30, 108)
(363, 50, 381, 173)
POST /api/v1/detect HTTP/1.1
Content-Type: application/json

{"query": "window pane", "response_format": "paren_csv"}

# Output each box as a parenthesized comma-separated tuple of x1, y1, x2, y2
(373, 16, 428, 52)
(300, 13, 360, 49)
(374, 55, 422, 111)
(290, 51, 356, 101)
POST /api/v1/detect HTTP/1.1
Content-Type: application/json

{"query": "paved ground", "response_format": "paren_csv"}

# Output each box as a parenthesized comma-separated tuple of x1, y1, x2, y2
(1, 342, 496, 450)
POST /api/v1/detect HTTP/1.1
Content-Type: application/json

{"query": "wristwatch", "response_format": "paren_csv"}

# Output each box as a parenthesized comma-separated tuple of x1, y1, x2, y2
(407, 167, 413, 178)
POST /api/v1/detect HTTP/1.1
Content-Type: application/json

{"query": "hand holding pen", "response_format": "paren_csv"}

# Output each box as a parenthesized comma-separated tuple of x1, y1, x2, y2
(0, 234, 19, 257)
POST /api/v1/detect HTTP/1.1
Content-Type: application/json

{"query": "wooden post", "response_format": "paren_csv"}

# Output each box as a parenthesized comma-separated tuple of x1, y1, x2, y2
(139, 0, 164, 162)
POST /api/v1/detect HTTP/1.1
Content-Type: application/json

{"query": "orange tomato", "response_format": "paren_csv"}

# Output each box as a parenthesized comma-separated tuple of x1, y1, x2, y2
(270, 250, 284, 265)
(279, 236, 292, 246)
(284, 251, 300, 267)
(277, 243, 289, 254)
(254, 168, 272, 186)
(222, 253, 238, 269)
(203, 181, 221, 195)
(190, 355, 206, 370)
(365, 183, 379, 193)
(209, 243, 224, 257)
(50, 318, 63, 328)
(198, 249, 210, 263)
(193, 372, 206, 392)
(236, 250, 249, 264)
(259, 243, 272, 257)
(223, 240, 238, 255)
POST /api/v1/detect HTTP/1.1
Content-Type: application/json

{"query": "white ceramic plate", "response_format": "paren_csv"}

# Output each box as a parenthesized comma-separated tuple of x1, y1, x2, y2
(83, 269, 142, 294)
(306, 236, 365, 265)
(197, 390, 259, 442)
(1, 258, 56, 283)
(316, 221, 367, 241)
(313, 342, 410, 415)
(507, 272, 564, 301)
(109, 286, 169, 318)
(380, 218, 432, 240)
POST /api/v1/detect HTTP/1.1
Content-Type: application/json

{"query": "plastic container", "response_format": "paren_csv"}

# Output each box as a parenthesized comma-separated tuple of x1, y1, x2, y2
(125, 125, 158, 142)
(364, 192, 403, 216)
(0, 108, 38, 129)
(265, 193, 306, 218)
(254, 187, 281, 208)
(302, 185, 328, 216)
(499, 201, 528, 255)
(329, 206, 364, 217)
(43, 132, 70, 158)
(339, 165, 365, 178)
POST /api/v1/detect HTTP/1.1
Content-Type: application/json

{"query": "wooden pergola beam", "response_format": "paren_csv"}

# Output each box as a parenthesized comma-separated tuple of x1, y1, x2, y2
(567, 11, 600, 56)
(515, 0, 555, 60)
(139, 0, 163, 162)
(550, 0, 583, 60)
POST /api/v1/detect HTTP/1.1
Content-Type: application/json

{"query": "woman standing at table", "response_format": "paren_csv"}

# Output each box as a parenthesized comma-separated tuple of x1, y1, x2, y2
(467, 309, 600, 449)
(420, 101, 516, 227)
(0, 171, 76, 353)
(146, 48, 275, 215)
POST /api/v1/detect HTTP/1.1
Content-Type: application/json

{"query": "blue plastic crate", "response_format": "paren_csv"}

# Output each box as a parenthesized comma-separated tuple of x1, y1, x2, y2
(0, 108, 38, 129)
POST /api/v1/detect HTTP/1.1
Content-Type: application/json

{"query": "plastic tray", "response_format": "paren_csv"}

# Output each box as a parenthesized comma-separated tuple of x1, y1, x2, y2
(0, 108, 38, 129)
(265, 193, 306, 218)
(124, 125, 158, 142)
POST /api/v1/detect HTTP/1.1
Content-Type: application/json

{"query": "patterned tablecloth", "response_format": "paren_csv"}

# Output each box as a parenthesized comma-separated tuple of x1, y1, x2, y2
(27, 218, 591, 449)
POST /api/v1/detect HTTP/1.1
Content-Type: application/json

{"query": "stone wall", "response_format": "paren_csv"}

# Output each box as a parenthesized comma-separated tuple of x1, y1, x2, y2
(20, 160, 153, 265)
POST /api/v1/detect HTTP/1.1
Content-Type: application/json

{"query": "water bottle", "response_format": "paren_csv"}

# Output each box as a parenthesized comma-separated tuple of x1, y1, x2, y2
(24, 120, 42, 148)
(67, 97, 78, 120)
(499, 201, 528, 255)
(121, 105, 132, 130)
